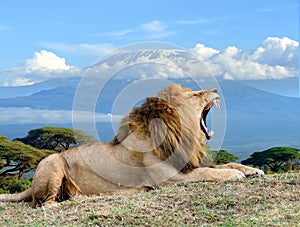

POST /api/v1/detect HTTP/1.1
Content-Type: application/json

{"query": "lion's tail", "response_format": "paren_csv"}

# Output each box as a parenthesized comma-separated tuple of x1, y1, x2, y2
(0, 187, 33, 202)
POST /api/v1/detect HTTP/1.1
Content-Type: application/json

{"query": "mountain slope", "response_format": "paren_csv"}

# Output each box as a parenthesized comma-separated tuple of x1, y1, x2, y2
(217, 80, 300, 159)
(0, 77, 80, 98)
(220, 80, 300, 120)
(0, 86, 76, 110)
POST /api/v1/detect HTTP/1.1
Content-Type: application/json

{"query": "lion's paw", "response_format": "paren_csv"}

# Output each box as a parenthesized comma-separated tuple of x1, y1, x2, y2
(243, 167, 265, 178)
(225, 169, 245, 181)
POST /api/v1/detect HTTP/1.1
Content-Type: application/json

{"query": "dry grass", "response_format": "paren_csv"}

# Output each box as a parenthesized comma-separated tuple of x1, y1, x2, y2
(0, 173, 299, 226)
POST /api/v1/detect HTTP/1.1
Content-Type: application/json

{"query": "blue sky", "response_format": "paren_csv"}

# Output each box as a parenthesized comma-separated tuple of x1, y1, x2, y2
(0, 0, 298, 89)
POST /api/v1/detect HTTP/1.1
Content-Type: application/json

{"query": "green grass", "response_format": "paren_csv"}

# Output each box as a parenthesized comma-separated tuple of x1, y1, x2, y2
(0, 173, 299, 226)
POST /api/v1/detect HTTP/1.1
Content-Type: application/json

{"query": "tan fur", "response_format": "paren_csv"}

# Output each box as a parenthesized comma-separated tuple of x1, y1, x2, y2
(0, 84, 264, 207)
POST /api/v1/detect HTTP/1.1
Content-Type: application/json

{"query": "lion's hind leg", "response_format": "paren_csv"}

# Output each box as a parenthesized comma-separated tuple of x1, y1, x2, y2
(31, 154, 67, 207)
(214, 163, 264, 178)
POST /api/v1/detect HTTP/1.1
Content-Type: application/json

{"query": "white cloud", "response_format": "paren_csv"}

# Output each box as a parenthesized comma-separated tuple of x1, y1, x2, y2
(0, 107, 123, 124)
(0, 50, 81, 86)
(89, 21, 175, 41)
(191, 37, 299, 80)
(142, 20, 166, 32)
(10, 78, 34, 86)
(192, 43, 219, 61)
(77, 44, 115, 55)
(40, 42, 115, 55)
(25, 50, 71, 72)
(140, 20, 176, 39)
(249, 37, 299, 67)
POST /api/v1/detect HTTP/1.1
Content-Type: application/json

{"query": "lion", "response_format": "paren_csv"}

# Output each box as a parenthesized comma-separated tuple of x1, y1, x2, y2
(0, 84, 264, 207)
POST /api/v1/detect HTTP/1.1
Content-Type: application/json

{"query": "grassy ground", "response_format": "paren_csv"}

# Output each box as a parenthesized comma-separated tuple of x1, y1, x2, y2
(0, 173, 299, 226)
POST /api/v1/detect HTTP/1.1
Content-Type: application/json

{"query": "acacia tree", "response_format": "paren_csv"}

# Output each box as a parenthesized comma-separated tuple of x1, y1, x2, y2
(241, 147, 300, 173)
(14, 126, 96, 152)
(0, 136, 54, 179)
(213, 150, 239, 165)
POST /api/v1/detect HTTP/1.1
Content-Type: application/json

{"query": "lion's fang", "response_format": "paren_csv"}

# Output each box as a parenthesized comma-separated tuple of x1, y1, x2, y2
(213, 99, 220, 108)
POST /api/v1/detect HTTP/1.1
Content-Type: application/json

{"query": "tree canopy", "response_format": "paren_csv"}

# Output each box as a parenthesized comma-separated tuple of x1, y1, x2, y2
(0, 136, 54, 179)
(241, 147, 300, 173)
(213, 150, 239, 165)
(14, 126, 96, 152)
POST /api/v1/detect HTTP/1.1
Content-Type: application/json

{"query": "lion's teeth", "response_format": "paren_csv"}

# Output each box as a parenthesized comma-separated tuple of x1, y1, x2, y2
(213, 99, 220, 108)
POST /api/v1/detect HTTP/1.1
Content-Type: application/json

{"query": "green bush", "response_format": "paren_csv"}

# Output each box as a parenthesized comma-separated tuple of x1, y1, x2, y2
(10, 178, 32, 193)
(0, 188, 9, 194)
(0, 176, 32, 194)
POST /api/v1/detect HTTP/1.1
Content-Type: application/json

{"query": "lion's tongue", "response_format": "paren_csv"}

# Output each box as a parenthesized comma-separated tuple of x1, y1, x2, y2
(201, 118, 208, 133)
(201, 118, 214, 139)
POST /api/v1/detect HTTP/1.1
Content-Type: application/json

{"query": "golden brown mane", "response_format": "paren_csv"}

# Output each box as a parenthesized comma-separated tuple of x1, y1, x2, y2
(112, 84, 206, 172)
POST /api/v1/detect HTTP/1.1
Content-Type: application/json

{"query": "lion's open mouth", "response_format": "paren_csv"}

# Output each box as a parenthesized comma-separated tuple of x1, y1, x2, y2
(200, 97, 220, 140)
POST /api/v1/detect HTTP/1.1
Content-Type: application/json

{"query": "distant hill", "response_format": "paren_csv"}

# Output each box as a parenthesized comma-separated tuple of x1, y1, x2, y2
(0, 86, 75, 109)
(0, 77, 80, 98)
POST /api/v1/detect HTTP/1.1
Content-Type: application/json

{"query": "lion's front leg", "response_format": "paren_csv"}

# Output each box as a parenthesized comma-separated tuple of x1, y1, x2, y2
(214, 163, 264, 178)
(143, 152, 245, 184)
(171, 167, 245, 183)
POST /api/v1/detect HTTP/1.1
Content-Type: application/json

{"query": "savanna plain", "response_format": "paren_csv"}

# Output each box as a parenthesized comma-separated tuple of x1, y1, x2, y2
(0, 173, 299, 226)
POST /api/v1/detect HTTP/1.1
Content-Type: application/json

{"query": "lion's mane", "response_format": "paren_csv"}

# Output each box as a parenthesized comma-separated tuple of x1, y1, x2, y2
(112, 84, 206, 172)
